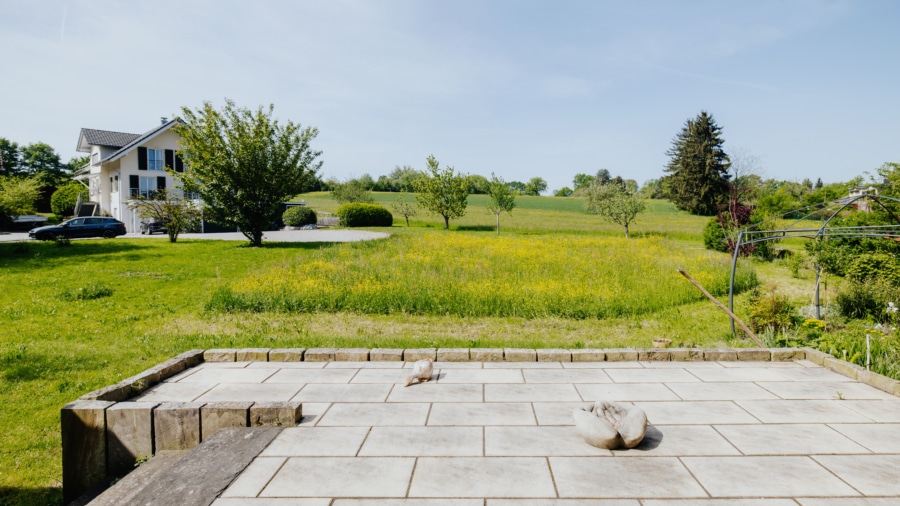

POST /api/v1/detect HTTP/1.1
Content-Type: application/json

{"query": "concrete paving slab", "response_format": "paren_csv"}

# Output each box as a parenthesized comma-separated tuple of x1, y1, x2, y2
(840, 399, 900, 422)
(605, 368, 702, 383)
(486, 383, 581, 402)
(264, 368, 359, 384)
(758, 381, 897, 400)
(293, 384, 392, 403)
(161, 368, 201, 382)
(317, 403, 430, 426)
(736, 400, 876, 423)
(297, 403, 330, 425)
(489, 501, 640, 506)
(427, 402, 537, 426)
(796, 499, 900, 506)
(436, 369, 524, 383)
(714, 424, 871, 455)
(195, 384, 302, 403)
(611, 425, 741, 456)
(485, 426, 611, 456)
(409, 457, 556, 498)
(327, 361, 405, 369)
(177, 368, 277, 384)
(642, 501, 798, 506)
(195, 361, 251, 369)
(561, 361, 642, 368)
(132, 382, 214, 402)
(813, 454, 900, 495)
(532, 402, 594, 425)
(665, 382, 779, 401)
(245, 362, 327, 369)
(717, 361, 802, 368)
(405, 361, 483, 369)
(687, 367, 794, 382)
(334, 501, 483, 506)
(219, 456, 285, 497)
(523, 369, 613, 383)
(639, 361, 724, 368)
(214, 499, 331, 505)
(387, 383, 483, 403)
(486, 361, 562, 368)
(350, 369, 410, 383)
(261, 427, 370, 456)
(828, 423, 900, 453)
(681, 456, 860, 497)
(769, 367, 857, 382)
(550, 457, 708, 498)
(575, 383, 681, 402)
(261, 457, 414, 497)
(359, 426, 483, 456)
(635, 401, 761, 424)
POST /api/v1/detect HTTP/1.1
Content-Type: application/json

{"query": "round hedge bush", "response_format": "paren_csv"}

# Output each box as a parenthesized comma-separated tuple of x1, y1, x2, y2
(51, 183, 89, 217)
(283, 206, 317, 227)
(336, 203, 393, 227)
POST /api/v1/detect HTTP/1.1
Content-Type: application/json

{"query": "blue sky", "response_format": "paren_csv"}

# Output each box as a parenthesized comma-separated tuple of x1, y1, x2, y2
(1, 0, 897, 193)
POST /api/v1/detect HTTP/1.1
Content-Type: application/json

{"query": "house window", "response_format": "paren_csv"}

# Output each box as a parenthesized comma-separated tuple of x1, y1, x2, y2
(114, 175, 119, 193)
(147, 149, 164, 171)
(139, 177, 157, 197)
(130, 175, 167, 198)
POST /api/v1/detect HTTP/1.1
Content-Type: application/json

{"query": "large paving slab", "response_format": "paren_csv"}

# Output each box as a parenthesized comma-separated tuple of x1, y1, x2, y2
(119, 359, 900, 503)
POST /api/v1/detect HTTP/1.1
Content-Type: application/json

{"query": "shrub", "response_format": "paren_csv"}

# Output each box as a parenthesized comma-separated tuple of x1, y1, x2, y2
(283, 206, 317, 227)
(845, 252, 900, 285)
(336, 203, 393, 227)
(835, 279, 900, 321)
(702, 219, 728, 252)
(50, 183, 88, 217)
(746, 286, 798, 332)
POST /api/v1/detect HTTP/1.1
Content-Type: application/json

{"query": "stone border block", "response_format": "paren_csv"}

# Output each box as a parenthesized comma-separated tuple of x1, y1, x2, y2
(857, 370, 899, 394)
(204, 349, 237, 362)
(404, 348, 437, 361)
(823, 357, 863, 380)
(571, 349, 605, 362)
(154, 402, 204, 451)
(737, 348, 772, 361)
(370, 348, 403, 361)
(704, 349, 738, 361)
(471, 348, 504, 361)
(120, 369, 162, 396)
(603, 349, 639, 361)
(201, 401, 252, 441)
(336, 348, 369, 361)
(803, 348, 830, 366)
(61, 400, 114, 503)
(106, 402, 158, 477)
(537, 349, 571, 362)
(504, 348, 536, 362)
(250, 401, 302, 427)
(638, 349, 671, 361)
(174, 349, 205, 368)
(236, 348, 269, 361)
(669, 348, 704, 361)
(305, 348, 337, 361)
(79, 382, 133, 402)
(437, 348, 469, 362)
(771, 348, 805, 361)
(269, 348, 305, 362)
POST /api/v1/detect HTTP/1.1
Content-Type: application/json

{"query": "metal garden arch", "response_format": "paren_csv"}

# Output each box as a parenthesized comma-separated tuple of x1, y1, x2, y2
(727, 192, 900, 335)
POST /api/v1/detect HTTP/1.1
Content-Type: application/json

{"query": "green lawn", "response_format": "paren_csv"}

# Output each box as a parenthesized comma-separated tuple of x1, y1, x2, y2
(0, 195, 787, 504)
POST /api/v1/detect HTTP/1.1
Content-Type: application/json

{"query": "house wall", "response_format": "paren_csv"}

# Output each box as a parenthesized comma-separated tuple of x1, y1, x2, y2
(109, 129, 184, 233)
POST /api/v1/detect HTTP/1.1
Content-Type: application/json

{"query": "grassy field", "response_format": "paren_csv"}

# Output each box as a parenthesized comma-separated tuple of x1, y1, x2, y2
(0, 195, 784, 504)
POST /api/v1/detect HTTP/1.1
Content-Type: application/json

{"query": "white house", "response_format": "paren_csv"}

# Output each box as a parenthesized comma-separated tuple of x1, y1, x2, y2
(74, 119, 186, 233)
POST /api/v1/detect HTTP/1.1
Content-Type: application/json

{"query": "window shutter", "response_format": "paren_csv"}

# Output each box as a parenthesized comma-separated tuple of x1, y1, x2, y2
(138, 147, 147, 171)
(175, 153, 184, 173)
(129, 175, 139, 195)
(157, 176, 166, 190)
(165, 149, 174, 170)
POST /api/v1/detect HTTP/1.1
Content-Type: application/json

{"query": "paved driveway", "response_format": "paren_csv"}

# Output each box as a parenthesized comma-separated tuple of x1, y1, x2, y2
(130, 359, 900, 504)
(0, 229, 389, 243)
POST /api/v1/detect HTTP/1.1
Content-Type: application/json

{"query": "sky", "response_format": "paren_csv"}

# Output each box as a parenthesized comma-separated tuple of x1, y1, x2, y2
(1, 0, 898, 193)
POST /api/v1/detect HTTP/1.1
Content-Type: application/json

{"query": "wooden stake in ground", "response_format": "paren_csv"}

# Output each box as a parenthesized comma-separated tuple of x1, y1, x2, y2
(677, 268, 765, 348)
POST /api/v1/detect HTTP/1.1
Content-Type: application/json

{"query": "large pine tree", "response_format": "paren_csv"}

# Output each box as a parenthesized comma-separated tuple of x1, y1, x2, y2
(664, 111, 731, 215)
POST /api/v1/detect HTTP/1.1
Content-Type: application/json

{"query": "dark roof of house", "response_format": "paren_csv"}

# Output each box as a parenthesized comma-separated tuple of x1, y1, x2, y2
(79, 128, 141, 149)
(102, 119, 180, 163)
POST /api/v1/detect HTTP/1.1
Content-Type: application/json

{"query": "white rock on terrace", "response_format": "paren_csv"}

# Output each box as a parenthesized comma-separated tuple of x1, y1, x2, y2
(573, 400, 648, 449)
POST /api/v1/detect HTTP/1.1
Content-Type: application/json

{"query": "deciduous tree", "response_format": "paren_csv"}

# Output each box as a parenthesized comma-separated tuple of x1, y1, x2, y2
(524, 177, 547, 196)
(414, 155, 469, 230)
(0, 138, 22, 177)
(391, 193, 418, 227)
(663, 111, 731, 215)
(0, 175, 41, 226)
(128, 189, 201, 243)
(486, 173, 516, 234)
(175, 99, 322, 246)
(584, 180, 646, 238)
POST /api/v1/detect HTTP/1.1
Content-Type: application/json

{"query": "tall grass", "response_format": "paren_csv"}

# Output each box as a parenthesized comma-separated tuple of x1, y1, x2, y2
(208, 233, 758, 318)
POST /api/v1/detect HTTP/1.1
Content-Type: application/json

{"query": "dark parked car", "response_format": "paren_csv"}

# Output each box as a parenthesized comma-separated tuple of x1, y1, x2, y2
(140, 218, 167, 235)
(29, 217, 127, 240)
